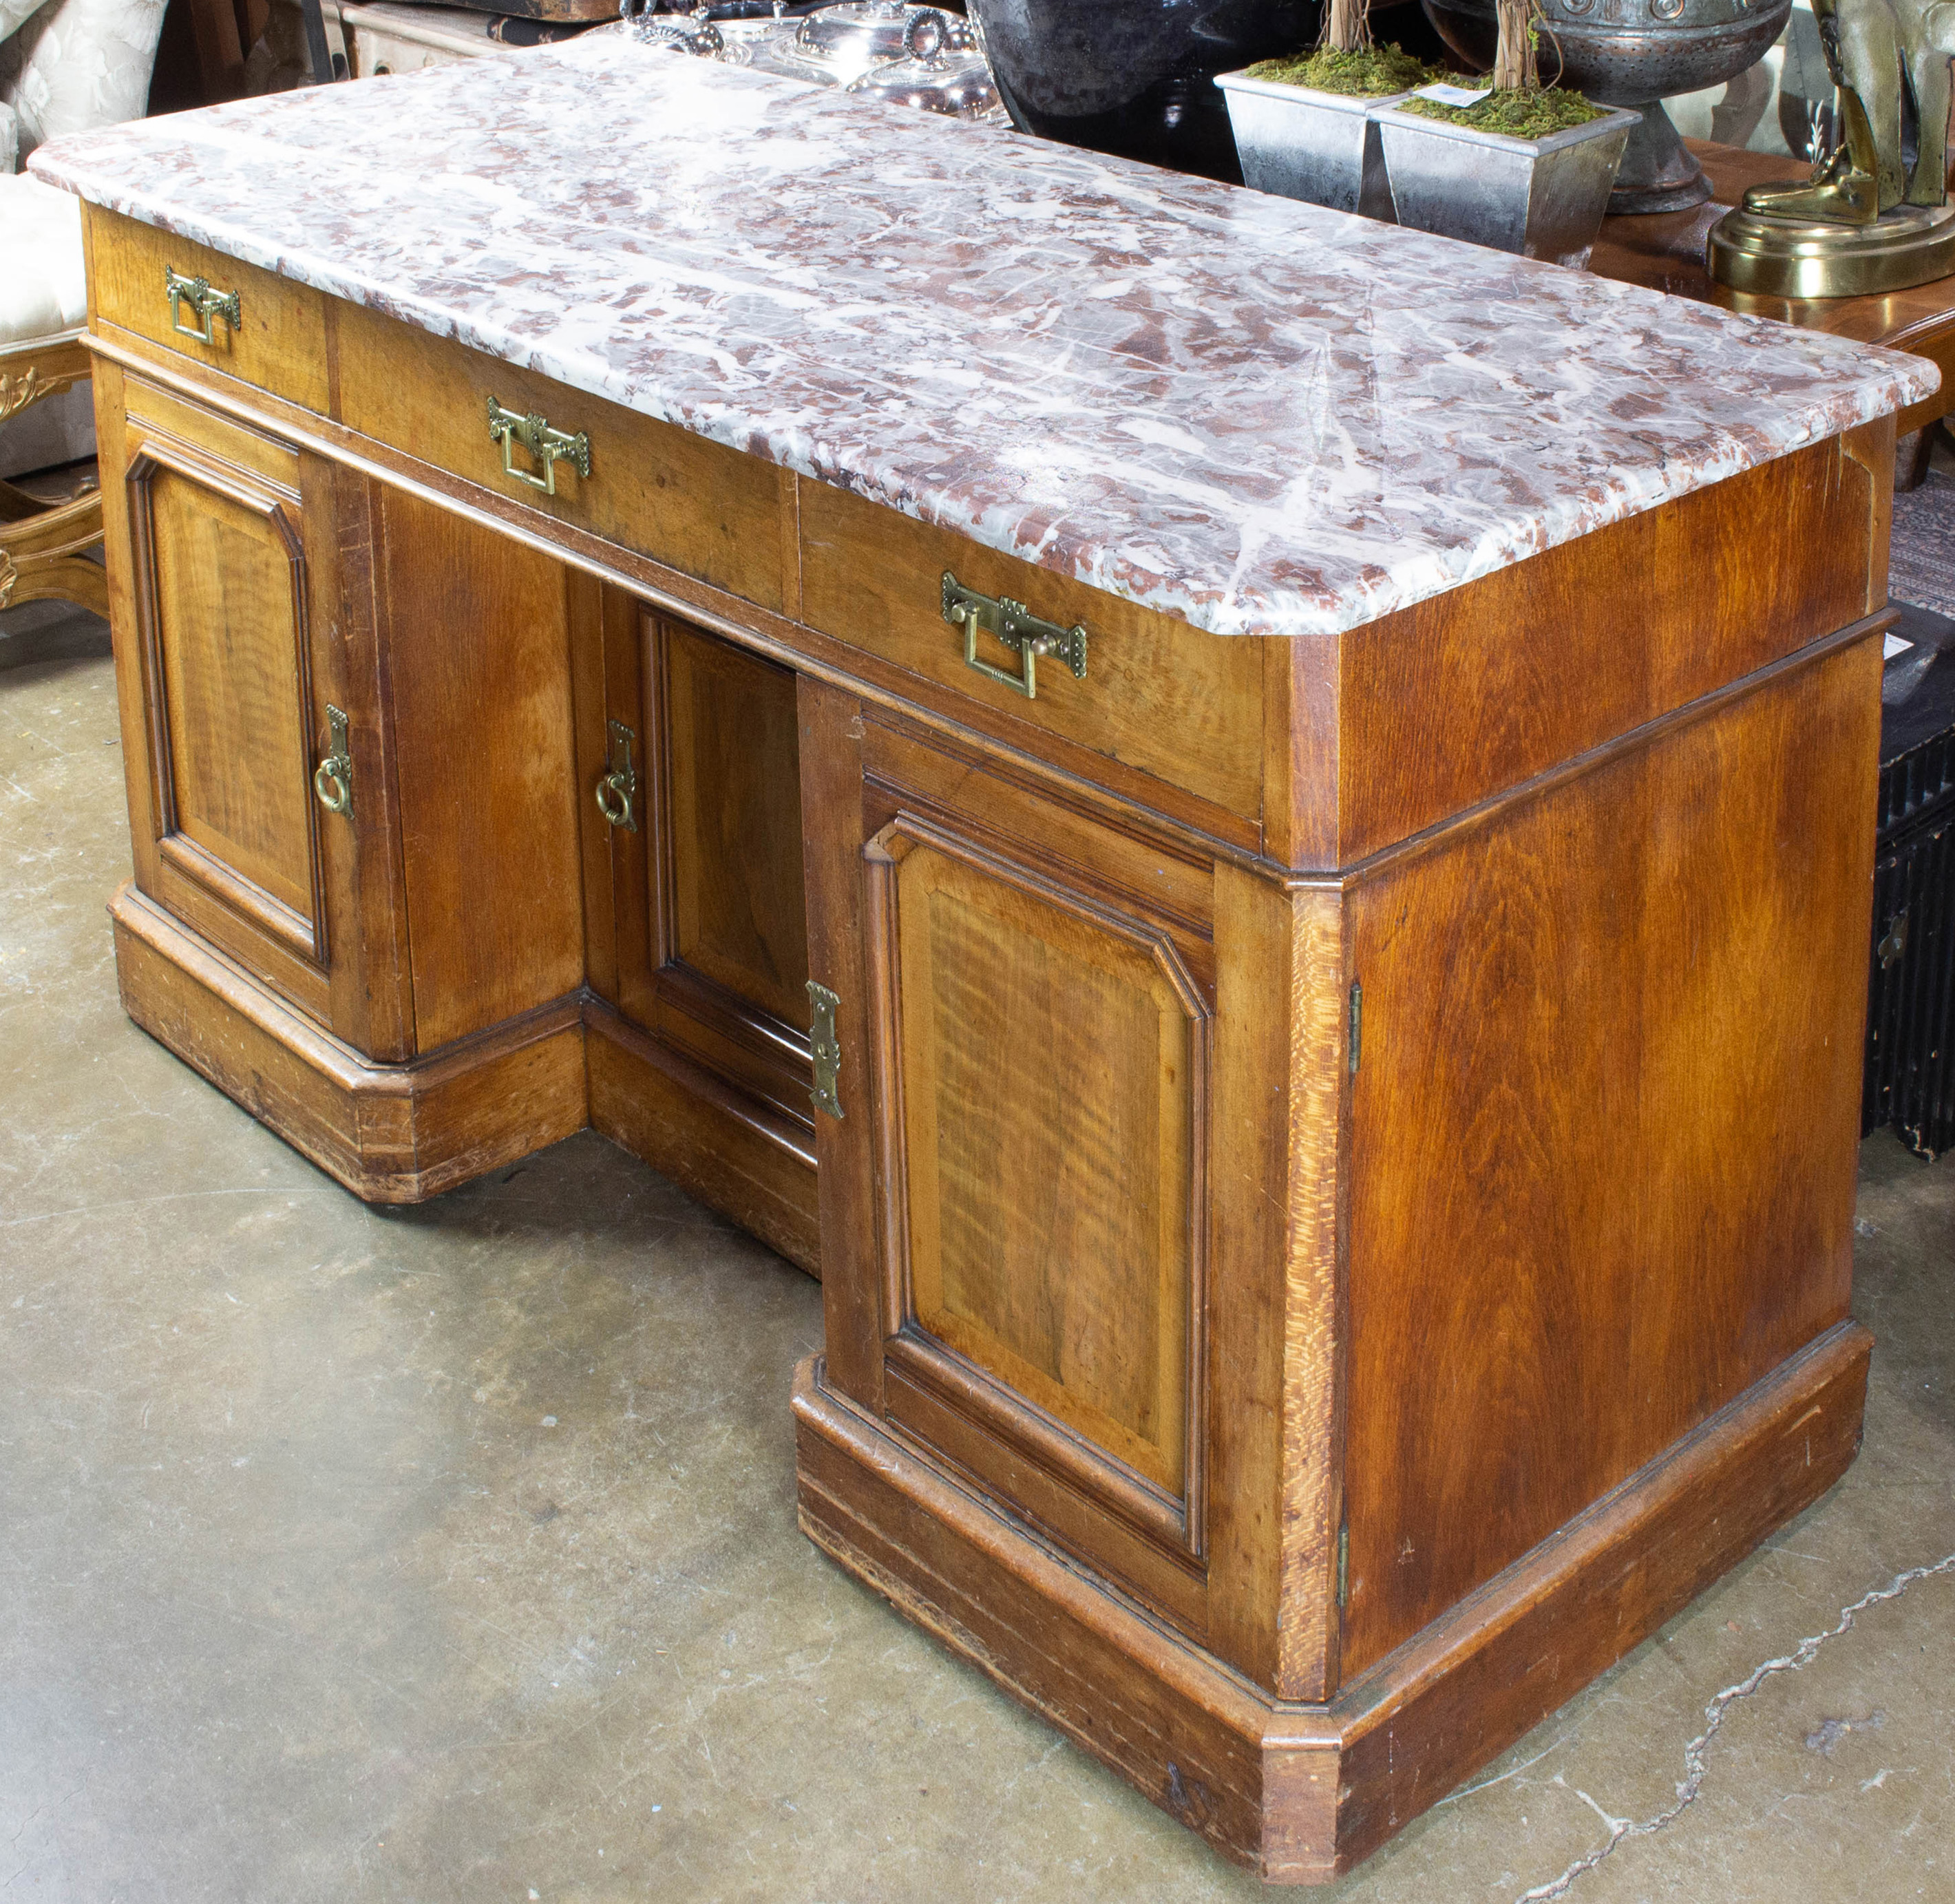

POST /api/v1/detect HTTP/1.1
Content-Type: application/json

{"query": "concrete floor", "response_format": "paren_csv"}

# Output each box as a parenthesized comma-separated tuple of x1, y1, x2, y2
(3, 604, 1952, 1903)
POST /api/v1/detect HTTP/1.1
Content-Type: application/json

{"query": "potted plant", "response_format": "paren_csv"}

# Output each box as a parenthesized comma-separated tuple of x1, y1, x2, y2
(1368, 3, 1638, 264)
(1214, 1, 1435, 222)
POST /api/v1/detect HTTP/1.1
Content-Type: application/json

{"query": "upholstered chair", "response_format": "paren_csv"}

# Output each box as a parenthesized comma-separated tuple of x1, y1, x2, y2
(1, 0, 167, 615)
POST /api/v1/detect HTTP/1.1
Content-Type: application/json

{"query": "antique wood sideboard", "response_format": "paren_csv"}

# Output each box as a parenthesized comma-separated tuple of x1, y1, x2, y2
(31, 41, 1939, 1882)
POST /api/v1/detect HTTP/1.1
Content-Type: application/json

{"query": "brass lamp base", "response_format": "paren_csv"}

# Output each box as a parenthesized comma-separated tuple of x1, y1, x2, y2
(1709, 201, 1955, 299)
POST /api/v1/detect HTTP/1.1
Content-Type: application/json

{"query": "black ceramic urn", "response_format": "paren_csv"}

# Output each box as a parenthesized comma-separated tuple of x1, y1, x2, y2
(968, 0, 1321, 182)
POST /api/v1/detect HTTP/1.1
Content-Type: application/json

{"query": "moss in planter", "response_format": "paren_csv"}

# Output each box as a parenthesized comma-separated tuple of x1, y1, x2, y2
(1244, 43, 1438, 98)
(1395, 85, 1607, 138)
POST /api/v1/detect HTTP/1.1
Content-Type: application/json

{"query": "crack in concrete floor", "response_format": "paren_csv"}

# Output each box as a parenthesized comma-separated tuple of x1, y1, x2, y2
(1517, 1556, 1955, 1903)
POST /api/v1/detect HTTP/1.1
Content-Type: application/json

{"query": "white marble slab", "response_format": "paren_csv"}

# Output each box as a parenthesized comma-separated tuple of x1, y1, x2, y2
(29, 34, 1939, 638)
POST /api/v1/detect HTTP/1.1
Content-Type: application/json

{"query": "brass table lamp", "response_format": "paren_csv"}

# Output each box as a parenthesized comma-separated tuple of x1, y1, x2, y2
(1709, 0, 1955, 297)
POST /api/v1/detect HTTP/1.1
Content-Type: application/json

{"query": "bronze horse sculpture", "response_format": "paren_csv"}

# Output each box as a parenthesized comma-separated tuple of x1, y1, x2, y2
(1745, 0, 1954, 223)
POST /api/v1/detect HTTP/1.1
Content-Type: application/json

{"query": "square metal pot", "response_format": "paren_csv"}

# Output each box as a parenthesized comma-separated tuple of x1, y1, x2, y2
(1214, 72, 1411, 222)
(1370, 103, 1638, 267)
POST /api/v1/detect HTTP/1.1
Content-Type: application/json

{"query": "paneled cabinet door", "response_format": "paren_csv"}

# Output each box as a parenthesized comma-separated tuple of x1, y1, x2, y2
(601, 602, 816, 1141)
(800, 679, 1218, 1638)
(105, 372, 408, 1057)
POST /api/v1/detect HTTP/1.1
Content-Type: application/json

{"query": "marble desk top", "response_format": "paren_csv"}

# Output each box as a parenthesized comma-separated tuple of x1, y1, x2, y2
(30, 35, 1941, 639)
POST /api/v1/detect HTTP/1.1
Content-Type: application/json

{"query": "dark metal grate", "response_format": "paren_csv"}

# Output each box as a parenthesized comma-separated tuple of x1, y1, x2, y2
(1875, 727, 1955, 842)
(1866, 606, 1955, 1158)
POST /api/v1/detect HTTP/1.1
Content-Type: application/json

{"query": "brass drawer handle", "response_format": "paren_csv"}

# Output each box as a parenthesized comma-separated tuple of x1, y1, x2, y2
(942, 571, 1087, 701)
(595, 719, 639, 832)
(164, 266, 242, 345)
(486, 396, 591, 496)
(313, 705, 352, 816)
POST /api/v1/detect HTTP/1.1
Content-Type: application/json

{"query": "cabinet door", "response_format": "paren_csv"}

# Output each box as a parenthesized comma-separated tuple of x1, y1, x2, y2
(104, 369, 409, 1055)
(605, 604, 815, 1136)
(799, 679, 1217, 1632)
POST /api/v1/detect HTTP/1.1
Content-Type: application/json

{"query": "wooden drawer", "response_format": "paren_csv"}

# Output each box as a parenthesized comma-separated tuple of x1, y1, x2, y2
(798, 479, 1265, 828)
(87, 207, 330, 412)
(335, 302, 793, 615)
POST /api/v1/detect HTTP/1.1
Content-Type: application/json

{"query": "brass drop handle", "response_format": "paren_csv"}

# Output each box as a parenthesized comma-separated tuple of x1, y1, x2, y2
(313, 705, 352, 816)
(487, 395, 591, 496)
(165, 266, 242, 345)
(595, 719, 638, 832)
(942, 571, 1087, 701)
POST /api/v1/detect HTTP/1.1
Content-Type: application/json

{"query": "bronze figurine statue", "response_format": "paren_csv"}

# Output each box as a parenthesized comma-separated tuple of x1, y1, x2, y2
(1709, 0, 1955, 295)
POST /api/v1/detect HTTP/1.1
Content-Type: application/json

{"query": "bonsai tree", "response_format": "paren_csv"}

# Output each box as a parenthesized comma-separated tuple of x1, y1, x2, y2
(1493, 0, 1539, 89)
(1322, 0, 1369, 52)
(1246, 0, 1435, 94)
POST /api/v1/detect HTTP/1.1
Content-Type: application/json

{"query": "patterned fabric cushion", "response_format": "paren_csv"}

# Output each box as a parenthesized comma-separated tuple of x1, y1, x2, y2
(0, 170, 86, 343)
(1, 0, 168, 162)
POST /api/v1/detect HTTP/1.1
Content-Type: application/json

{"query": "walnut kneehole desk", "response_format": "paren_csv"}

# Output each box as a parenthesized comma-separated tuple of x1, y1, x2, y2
(32, 43, 1939, 1883)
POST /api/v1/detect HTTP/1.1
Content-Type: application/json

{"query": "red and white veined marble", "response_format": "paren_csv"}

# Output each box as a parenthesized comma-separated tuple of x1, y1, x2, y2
(30, 34, 1939, 638)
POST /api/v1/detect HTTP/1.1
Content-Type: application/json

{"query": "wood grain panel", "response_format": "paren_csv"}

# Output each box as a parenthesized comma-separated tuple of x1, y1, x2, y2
(890, 831, 1198, 1497)
(660, 620, 811, 1030)
(604, 610, 816, 1160)
(117, 393, 340, 1027)
(569, 570, 620, 1008)
(797, 675, 885, 1407)
(860, 711, 1218, 971)
(103, 371, 416, 1056)
(377, 487, 584, 1052)
(143, 454, 316, 932)
(1274, 885, 1346, 1699)
(1338, 637, 1879, 1675)
(799, 477, 1264, 825)
(337, 301, 791, 612)
(1329, 437, 1876, 865)
(87, 207, 330, 412)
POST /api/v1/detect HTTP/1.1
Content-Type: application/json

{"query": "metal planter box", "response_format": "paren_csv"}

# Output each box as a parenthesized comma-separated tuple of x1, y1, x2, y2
(1214, 72, 1410, 221)
(1370, 103, 1638, 266)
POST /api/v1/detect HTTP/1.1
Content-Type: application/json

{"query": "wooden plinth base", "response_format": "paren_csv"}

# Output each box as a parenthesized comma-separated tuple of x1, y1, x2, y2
(794, 1321, 1872, 1883)
(113, 884, 587, 1202)
(112, 885, 819, 1270)
(586, 1003, 818, 1275)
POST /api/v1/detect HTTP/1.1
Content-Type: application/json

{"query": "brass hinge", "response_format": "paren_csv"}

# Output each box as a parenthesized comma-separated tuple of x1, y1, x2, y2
(1336, 1521, 1349, 1609)
(807, 980, 844, 1119)
(1348, 980, 1362, 1075)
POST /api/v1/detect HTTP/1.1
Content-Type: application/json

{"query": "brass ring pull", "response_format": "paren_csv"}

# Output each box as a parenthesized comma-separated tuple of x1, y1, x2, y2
(594, 772, 634, 829)
(313, 705, 353, 817)
(486, 396, 591, 497)
(595, 718, 639, 832)
(313, 759, 352, 814)
(165, 266, 242, 345)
